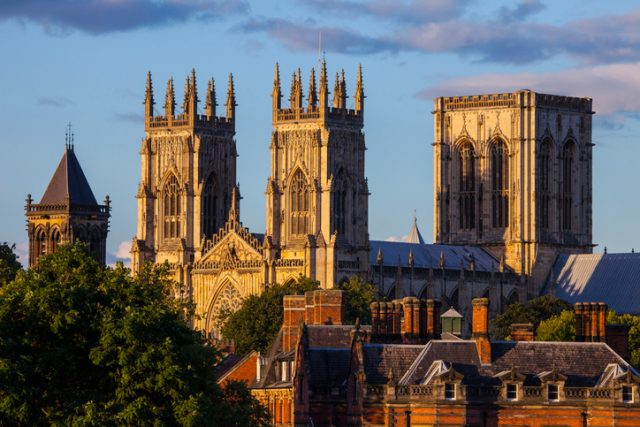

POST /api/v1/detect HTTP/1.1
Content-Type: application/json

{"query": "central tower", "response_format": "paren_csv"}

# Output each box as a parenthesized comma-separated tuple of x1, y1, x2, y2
(265, 61, 369, 287)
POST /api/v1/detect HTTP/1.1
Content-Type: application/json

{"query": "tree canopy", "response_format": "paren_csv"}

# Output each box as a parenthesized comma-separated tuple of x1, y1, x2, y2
(220, 275, 379, 355)
(536, 310, 576, 342)
(337, 276, 378, 325)
(0, 243, 268, 426)
(607, 311, 640, 369)
(0, 243, 21, 286)
(220, 277, 320, 354)
(490, 295, 571, 340)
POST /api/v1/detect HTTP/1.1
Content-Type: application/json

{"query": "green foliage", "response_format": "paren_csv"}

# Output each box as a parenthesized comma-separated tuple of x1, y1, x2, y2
(220, 277, 319, 354)
(337, 276, 378, 325)
(607, 310, 640, 369)
(0, 243, 21, 286)
(490, 295, 571, 340)
(0, 243, 268, 426)
(536, 310, 576, 342)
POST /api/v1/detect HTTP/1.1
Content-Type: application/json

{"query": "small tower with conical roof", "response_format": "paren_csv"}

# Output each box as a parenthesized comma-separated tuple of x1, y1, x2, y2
(26, 124, 110, 267)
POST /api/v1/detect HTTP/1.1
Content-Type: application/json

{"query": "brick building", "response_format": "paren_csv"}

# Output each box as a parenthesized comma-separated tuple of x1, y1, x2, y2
(221, 291, 640, 426)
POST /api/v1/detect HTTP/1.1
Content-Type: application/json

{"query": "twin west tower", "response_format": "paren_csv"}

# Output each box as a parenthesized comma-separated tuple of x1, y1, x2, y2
(131, 63, 369, 337)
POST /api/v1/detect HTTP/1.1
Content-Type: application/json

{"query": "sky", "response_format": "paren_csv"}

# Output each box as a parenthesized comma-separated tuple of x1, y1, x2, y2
(1, 0, 640, 267)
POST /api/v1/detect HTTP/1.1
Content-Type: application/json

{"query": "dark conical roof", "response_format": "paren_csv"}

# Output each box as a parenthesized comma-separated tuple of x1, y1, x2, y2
(39, 146, 98, 205)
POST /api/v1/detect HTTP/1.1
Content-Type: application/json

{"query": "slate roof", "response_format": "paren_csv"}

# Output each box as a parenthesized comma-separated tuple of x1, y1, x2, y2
(307, 325, 369, 348)
(363, 344, 424, 384)
(400, 340, 636, 387)
(548, 253, 640, 315)
(308, 348, 351, 388)
(39, 147, 98, 205)
(370, 240, 505, 273)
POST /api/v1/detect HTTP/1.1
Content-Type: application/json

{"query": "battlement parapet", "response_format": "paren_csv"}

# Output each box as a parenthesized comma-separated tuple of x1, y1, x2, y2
(435, 90, 593, 113)
(146, 113, 235, 131)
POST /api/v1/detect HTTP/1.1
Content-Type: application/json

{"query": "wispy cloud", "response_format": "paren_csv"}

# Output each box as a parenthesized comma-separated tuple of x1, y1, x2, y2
(238, 18, 396, 54)
(38, 96, 75, 107)
(240, 4, 640, 66)
(385, 235, 408, 243)
(0, 0, 249, 34)
(417, 61, 640, 123)
(13, 242, 28, 268)
(304, 0, 471, 24)
(113, 112, 144, 123)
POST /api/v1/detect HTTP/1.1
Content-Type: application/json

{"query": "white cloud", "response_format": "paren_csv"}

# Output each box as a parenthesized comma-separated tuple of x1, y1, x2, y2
(107, 240, 131, 268)
(13, 242, 29, 268)
(385, 235, 408, 242)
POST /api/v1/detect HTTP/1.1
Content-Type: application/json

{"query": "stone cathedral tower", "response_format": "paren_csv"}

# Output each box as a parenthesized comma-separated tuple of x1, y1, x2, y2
(265, 61, 370, 287)
(26, 128, 110, 267)
(131, 69, 237, 281)
(433, 90, 593, 296)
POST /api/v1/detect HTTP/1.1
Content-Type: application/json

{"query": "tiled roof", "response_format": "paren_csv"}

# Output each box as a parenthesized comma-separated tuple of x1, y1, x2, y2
(308, 348, 351, 388)
(548, 253, 640, 315)
(369, 241, 505, 273)
(402, 340, 634, 387)
(39, 147, 98, 205)
(307, 325, 369, 348)
(363, 344, 424, 384)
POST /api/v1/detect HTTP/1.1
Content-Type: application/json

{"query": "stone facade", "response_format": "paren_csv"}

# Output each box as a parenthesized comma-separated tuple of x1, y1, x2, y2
(131, 64, 371, 338)
(433, 91, 594, 296)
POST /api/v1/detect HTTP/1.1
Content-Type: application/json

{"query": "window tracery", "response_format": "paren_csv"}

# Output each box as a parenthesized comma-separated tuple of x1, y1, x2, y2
(290, 169, 310, 236)
(458, 143, 475, 230)
(209, 282, 242, 340)
(202, 174, 218, 237)
(539, 139, 551, 229)
(561, 141, 575, 231)
(332, 171, 348, 235)
(163, 174, 181, 239)
(491, 140, 509, 228)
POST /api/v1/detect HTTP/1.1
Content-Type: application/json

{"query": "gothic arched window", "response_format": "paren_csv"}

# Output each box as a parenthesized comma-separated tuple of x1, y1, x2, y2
(163, 175, 182, 239)
(491, 140, 509, 228)
(561, 141, 575, 231)
(332, 172, 348, 235)
(36, 228, 47, 257)
(202, 174, 218, 237)
(458, 143, 476, 230)
(50, 228, 61, 254)
(539, 139, 552, 230)
(290, 170, 310, 236)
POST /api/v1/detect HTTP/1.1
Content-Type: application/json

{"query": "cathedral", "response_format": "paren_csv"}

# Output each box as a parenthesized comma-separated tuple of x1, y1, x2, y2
(129, 63, 593, 338)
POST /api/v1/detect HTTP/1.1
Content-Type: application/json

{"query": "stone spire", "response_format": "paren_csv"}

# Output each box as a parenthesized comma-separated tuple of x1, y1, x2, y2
(289, 69, 303, 110)
(205, 78, 216, 118)
(144, 71, 154, 120)
(332, 72, 342, 108)
(376, 247, 383, 265)
(406, 211, 425, 244)
(355, 64, 364, 114)
(340, 69, 347, 107)
(189, 68, 198, 117)
(319, 58, 328, 111)
(165, 77, 175, 118)
(182, 75, 190, 114)
(229, 185, 240, 222)
(308, 67, 317, 109)
(226, 73, 236, 121)
(272, 63, 281, 112)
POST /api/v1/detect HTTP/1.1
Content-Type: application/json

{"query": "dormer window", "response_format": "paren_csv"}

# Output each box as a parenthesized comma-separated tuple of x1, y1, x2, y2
(622, 385, 633, 403)
(548, 384, 559, 402)
(506, 383, 518, 401)
(445, 383, 456, 400)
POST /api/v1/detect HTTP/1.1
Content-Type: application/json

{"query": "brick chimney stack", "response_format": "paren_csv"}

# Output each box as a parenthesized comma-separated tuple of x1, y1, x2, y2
(575, 302, 607, 342)
(283, 295, 306, 353)
(472, 298, 491, 364)
(510, 323, 534, 341)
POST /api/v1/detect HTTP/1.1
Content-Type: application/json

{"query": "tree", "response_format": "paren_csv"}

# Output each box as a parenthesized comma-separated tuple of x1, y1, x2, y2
(220, 277, 319, 354)
(607, 310, 640, 369)
(536, 310, 576, 341)
(0, 243, 268, 426)
(490, 295, 571, 340)
(337, 276, 378, 325)
(0, 243, 21, 286)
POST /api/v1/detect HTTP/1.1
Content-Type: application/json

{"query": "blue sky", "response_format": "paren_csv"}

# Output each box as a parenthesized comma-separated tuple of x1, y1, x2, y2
(1, 0, 640, 266)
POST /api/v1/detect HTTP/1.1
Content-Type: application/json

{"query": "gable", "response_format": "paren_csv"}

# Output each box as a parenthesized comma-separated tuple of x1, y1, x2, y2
(197, 230, 263, 269)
